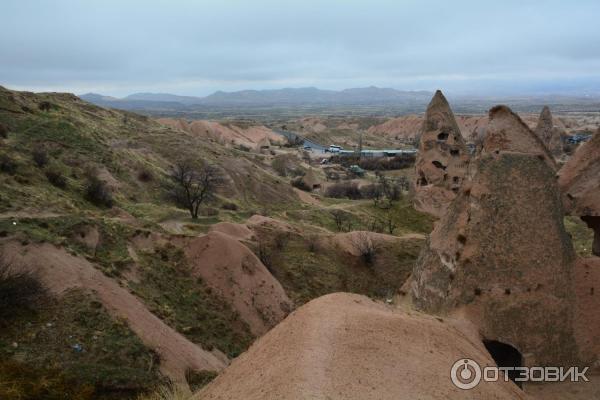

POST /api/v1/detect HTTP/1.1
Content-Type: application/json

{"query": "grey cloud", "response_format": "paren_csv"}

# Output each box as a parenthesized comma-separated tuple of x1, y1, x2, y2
(2, 0, 600, 96)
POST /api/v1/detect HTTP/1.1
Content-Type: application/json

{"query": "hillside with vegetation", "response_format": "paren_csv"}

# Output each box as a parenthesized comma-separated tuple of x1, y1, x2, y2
(0, 86, 434, 399)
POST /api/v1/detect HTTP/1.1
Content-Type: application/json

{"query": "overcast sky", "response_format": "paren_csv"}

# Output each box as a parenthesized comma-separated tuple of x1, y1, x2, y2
(2, 0, 600, 97)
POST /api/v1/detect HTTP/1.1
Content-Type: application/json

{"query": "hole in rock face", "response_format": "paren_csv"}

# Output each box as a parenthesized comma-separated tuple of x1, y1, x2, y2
(581, 216, 600, 257)
(450, 149, 460, 156)
(437, 132, 449, 141)
(432, 160, 446, 170)
(483, 340, 524, 388)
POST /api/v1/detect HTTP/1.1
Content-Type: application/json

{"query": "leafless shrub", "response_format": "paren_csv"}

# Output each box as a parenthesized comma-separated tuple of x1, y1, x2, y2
(325, 182, 361, 199)
(273, 233, 289, 251)
(32, 147, 49, 168)
(351, 232, 378, 265)
(305, 234, 321, 253)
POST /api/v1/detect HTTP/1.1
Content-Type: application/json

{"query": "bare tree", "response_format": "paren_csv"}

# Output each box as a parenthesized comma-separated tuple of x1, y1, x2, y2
(169, 159, 222, 219)
(330, 209, 351, 232)
(384, 209, 398, 235)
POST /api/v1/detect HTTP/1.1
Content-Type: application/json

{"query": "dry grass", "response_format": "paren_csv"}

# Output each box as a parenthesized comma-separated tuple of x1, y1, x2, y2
(137, 385, 192, 400)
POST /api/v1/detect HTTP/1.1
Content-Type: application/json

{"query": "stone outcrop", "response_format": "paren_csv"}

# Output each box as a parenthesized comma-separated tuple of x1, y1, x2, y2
(413, 90, 470, 218)
(413, 105, 579, 366)
(559, 129, 600, 256)
(534, 106, 565, 157)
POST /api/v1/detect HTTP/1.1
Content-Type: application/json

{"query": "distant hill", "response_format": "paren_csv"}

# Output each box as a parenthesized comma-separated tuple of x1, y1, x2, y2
(79, 87, 600, 118)
(124, 92, 205, 105)
(80, 87, 434, 111)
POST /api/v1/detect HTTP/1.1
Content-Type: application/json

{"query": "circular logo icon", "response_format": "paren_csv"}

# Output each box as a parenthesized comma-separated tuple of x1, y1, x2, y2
(451, 358, 482, 390)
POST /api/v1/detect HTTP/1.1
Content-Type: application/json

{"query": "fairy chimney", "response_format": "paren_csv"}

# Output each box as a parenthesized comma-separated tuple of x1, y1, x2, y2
(413, 105, 579, 366)
(534, 106, 565, 157)
(413, 90, 470, 218)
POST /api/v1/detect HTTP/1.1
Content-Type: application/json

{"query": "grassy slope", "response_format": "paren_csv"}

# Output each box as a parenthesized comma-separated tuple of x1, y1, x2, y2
(0, 86, 435, 398)
(0, 291, 164, 399)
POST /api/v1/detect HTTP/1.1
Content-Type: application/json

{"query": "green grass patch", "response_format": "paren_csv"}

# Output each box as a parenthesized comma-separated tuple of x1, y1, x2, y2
(564, 216, 595, 256)
(0, 290, 163, 400)
(131, 244, 253, 358)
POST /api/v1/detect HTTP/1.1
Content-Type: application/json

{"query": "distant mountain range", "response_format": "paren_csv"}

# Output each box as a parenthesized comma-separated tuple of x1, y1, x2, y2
(80, 86, 434, 110)
(79, 86, 600, 118)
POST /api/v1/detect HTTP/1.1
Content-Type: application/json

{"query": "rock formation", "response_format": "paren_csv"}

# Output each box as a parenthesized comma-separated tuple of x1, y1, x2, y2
(559, 128, 600, 256)
(413, 90, 470, 218)
(196, 293, 526, 400)
(413, 105, 579, 366)
(534, 106, 565, 157)
(482, 105, 556, 169)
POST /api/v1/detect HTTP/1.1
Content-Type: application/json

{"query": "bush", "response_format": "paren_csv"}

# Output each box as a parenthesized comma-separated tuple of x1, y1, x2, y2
(257, 239, 273, 272)
(360, 183, 383, 201)
(32, 147, 49, 168)
(38, 101, 55, 112)
(330, 154, 416, 171)
(0, 154, 17, 175)
(221, 202, 238, 211)
(272, 154, 289, 177)
(305, 234, 320, 252)
(85, 175, 114, 208)
(291, 177, 311, 191)
(325, 182, 362, 199)
(199, 207, 219, 217)
(185, 369, 218, 392)
(137, 168, 154, 182)
(0, 123, 8, 138)
(0, 255, 47, 324)
(45, 168, 67, 189)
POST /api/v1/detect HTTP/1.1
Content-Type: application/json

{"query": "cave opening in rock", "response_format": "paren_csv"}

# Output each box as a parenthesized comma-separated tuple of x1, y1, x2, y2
(483, 340, 524, 388)
(437, 132, 449, 141)
(432, 160, 446, 170)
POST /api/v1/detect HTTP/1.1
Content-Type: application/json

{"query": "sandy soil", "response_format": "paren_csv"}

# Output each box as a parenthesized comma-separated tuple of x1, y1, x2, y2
(246, 215, 297, 233)
(157, 118, 284, 149)
(197, 292, 527, 400)
(293, 188, 322, 206)
(209, 222, 255, 241)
